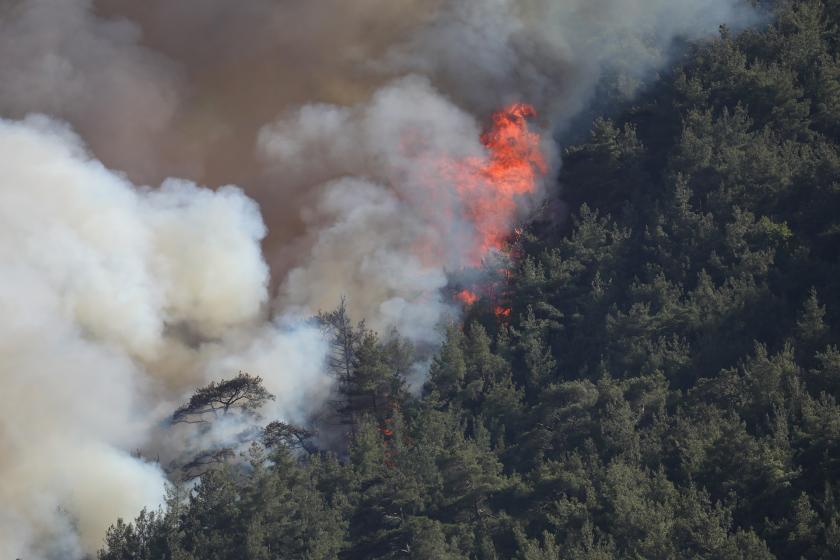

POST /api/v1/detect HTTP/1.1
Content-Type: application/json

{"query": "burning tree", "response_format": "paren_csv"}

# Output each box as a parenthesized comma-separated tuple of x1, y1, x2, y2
(442, 102, 547, 266)
(443, 103, 545, 325)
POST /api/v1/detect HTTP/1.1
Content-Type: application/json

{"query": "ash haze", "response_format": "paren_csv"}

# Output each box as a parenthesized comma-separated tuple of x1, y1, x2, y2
(0, 0, 759, 557)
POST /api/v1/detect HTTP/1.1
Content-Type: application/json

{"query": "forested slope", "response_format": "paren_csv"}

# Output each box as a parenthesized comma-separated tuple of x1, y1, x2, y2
(100, 1, 840, 558)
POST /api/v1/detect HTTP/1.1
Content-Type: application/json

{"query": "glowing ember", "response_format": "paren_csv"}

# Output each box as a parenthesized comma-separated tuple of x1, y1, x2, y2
(494, 306, 512, 319)
(456, 289, 479, 306)
(446, 102, 547, 265)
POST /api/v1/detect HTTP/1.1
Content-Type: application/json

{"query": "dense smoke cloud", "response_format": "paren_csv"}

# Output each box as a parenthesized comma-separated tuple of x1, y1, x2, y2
(0, 117, 330, 558)
(387, 0, 759, 122)
(0, 0, 760, 557)
(0, 0, 181, 180)
(260, 76, 489, 342)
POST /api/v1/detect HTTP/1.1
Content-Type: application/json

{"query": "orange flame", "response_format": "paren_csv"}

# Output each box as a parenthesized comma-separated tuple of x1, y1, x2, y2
(446, 102, 547, 265)
(494, 306, 512, 319)
(456, 289, 479, 306)
(404, 103, 545, 311)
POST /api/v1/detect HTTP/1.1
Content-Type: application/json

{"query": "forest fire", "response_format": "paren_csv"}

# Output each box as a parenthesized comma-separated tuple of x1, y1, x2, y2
(447, 103, 546, 316)
(456, 287, 511, 320)
(447, 102, 547, 265)
(456, 289, 512, 321)
(0, 0, 780, 556)
(456, 289, 479, 305)
(494, 306, 512, 319)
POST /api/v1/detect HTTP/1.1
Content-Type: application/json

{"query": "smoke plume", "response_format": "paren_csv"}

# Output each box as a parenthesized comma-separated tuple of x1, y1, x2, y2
(0, 0, 760, 557)
(0, 116, 329, 558)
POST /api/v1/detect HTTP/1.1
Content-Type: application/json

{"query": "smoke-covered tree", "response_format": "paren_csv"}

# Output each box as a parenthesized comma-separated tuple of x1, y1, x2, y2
(97, 509, 168, 560)
(318, 299, 364, 438)
(319, 299, 410, 446)
(172, 372, 274, 424)
(168, 372, 277, 479)
(262, 420, 317, 454)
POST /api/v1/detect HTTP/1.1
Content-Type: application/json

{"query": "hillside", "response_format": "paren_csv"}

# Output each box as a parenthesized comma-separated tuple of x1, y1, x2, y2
(99, 2, 840, 558)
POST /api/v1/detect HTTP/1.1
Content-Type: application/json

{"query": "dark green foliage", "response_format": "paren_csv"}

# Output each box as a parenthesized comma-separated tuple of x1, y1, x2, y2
(101, 2, 840, 558)
(98, 510, 168, 560)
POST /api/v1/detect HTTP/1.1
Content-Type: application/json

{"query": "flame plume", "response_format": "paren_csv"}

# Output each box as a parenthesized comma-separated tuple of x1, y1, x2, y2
(446, 102, 547, 266)
(446, 103, 546, 311)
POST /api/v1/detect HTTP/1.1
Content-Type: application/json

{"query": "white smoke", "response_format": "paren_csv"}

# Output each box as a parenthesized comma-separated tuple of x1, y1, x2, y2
(281, 176, 454, 346)
(0, 116, 331, 558)
(260, 76, 491, 343)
